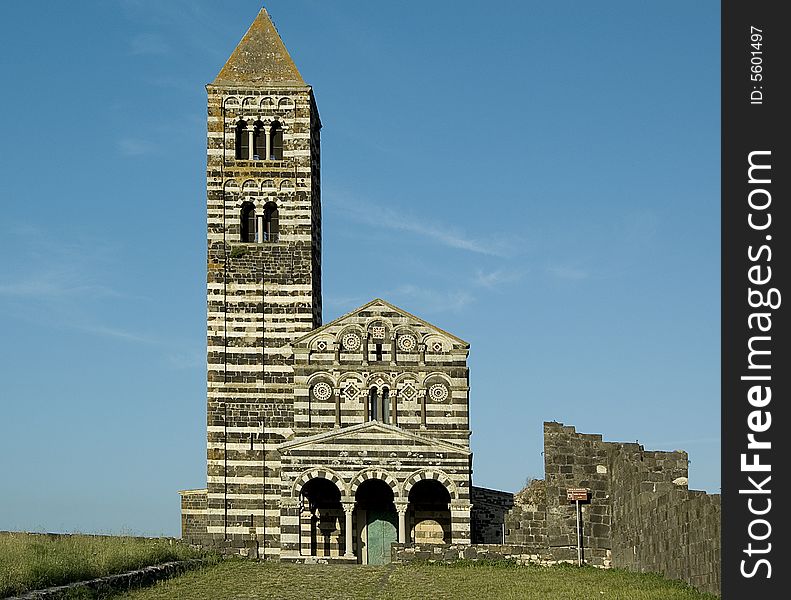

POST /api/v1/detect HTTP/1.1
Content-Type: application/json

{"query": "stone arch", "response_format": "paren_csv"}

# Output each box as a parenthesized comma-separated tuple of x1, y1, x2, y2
(242, 179, 259, 194)
(241, 96, 257, 108)
(393, 373, 419, 387)
(223, 179, 239, 192)
(364, 373, 392, 390)
(424, 336, 448, 353)
(261, 179, 276, 191)
(350, 468, 400, 499)
(306, 371, 336, 387)
(279, 179, 294, 191)
(259, 96, 274, 108)
(292, 467, 349, 499)
(278, 96, 294, 108)
(403, 469, 458, 501)
(223, 96, 240, 108)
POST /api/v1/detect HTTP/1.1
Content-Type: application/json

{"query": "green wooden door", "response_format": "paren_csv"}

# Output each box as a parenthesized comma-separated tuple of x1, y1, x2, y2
(366, 509, 397, 565)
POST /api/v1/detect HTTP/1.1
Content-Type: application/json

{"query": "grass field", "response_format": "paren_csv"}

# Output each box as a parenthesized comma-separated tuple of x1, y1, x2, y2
(0, 532, 213, 598)
(119, 559, 718, 600)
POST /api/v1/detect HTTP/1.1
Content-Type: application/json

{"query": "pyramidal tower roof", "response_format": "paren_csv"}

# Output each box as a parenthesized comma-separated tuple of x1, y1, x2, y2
(212, 8, 305, 88)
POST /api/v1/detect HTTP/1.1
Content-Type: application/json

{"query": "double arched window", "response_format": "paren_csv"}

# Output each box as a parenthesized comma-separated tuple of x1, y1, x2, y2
(234, 119, 284, 160)
(368, 387, 390, 424)
(239, 201, 279, 243)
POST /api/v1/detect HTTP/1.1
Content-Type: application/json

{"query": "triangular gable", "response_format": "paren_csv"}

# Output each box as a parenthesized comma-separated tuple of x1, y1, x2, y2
(292, 298, 469, 347)
(278, 421, 471, 456)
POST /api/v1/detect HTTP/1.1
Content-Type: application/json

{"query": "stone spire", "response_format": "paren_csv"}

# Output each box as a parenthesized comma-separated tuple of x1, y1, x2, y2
(212, 8, 305, 88)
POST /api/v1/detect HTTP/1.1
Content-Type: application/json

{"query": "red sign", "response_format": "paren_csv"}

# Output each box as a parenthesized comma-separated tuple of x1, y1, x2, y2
(567, 488, 589, 501)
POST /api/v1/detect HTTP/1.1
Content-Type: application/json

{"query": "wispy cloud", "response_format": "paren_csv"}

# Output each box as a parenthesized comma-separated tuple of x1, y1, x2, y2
(0, 270, 121, 300)
(129, 33, 170, 56)
(474, 268, 525, 288)
(76, 324, 160, 345)
(386, 284, 474, 314)
(117, 138, 158, 156)
(330, 195, 521, 257)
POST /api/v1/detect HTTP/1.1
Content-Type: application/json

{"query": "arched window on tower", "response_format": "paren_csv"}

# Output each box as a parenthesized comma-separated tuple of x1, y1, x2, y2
(240, 202, 257, 242)
(235, 120, 249, 160)
(252, 120, 265, 160)
(262, 202, 279, 242)
(270, 121, 284, 160)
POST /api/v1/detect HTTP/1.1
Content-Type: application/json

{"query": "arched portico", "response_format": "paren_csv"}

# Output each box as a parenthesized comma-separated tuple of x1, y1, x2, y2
(298, 477, 345, 557)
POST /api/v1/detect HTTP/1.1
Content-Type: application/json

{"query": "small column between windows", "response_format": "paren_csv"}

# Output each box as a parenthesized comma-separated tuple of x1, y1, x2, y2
(247, 129, 256, 160)
(257, 214, 265, 243)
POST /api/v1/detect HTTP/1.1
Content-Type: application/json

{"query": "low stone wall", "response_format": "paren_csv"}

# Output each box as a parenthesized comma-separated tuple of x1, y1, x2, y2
(9, 559, 206, 600)
(391, 543, 571, 566)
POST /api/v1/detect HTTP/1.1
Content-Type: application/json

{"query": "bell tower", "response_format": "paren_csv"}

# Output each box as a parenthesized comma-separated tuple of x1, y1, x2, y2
(204, 8, 321, 554)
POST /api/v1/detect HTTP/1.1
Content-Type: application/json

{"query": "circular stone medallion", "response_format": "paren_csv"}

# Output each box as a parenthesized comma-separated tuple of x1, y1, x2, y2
(313, 382, 333, 401)
(397, 334, 417, 352)
(428, 383, 449, 402)
(341, 332, 361, 351)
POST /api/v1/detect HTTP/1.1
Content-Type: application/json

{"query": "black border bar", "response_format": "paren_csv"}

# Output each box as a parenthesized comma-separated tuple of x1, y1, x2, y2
(722, 2, 789, 598)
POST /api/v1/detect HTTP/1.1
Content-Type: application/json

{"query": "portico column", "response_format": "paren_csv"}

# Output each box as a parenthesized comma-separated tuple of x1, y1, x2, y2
(264, 127, 272, 160)
(343, 502, 355, 557)
(396, 502, 408, 544)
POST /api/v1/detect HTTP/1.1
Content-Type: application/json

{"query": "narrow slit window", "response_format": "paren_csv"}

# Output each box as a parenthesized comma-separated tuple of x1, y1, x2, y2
(263, 202, 279, 242)
(235, 120, 249, 160)
(369, 388, 379, 421)
(270, 121, 284, 160)
(252, 120, 265, 160)
(240, 203, 257, 242)
(381, 388, 390, 424)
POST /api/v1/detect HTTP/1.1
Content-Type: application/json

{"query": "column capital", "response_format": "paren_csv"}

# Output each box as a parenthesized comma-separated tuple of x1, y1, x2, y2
(395, 501, 409, 515)
(342, 501, 356, 513)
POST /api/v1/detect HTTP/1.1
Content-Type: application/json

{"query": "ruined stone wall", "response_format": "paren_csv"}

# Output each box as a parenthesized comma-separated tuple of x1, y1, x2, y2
(542, 422, 613, 567)
(609, 444, 721, 596)
(543, 422, 720, 596)
(504, 485, 547, 550)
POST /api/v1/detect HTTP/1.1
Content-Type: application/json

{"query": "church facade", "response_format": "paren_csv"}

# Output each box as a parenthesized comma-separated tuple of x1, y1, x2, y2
(179, 9, 476, 564)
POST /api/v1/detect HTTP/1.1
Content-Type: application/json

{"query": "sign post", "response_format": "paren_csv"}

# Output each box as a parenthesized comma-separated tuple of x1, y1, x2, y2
(566, 488, 589, 566)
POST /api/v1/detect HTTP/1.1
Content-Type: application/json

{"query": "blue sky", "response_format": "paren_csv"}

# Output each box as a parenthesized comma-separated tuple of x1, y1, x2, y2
(0, 1, 720, 536)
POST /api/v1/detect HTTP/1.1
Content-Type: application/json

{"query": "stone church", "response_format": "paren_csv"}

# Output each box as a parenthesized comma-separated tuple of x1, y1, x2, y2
(180, 8, 479, 564)
(178, 11, 722, 592)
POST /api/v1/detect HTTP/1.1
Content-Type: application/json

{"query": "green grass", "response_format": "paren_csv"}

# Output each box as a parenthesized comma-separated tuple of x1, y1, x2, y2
(0, 532, 214, 598)
(119, 559, 718, 600)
